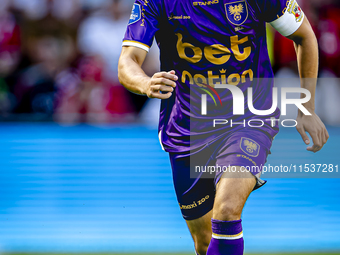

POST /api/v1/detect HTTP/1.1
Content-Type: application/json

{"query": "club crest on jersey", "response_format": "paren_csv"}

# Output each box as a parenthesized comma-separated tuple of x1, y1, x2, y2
(128, 3, 141, 25)
(240, 138, 260, 157)
(225, 0, 248, 26)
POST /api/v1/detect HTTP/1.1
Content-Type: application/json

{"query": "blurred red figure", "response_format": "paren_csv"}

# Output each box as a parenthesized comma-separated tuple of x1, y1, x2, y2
(55, 56, 135, 123)
(318, 4, 340, 75)
(0, 0, 21, 77)
(77, 0, 153, 116)
(0, 0, 21, 114)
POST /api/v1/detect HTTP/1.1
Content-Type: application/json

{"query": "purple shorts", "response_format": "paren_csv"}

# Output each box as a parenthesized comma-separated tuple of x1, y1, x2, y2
(169, 128, 275, 221)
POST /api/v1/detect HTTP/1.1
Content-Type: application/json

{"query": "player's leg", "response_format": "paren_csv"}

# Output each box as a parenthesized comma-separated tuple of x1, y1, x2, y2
(213, 169, 256, 221)
(206, 129, 274, 255)
(186, 210, 212, 255)
(206, 169, 256, 255)
(169, 151, 216, 255)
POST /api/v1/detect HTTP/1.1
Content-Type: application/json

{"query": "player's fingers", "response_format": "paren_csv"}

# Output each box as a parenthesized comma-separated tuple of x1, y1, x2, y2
(307, 131, 322, 153)
(317, 118, 329, 147)
(149, 91, 172, 99)
(318, 131, 325, 151)
(296, 125, 310, 145)
(307, 145, 319, 153)
(149, 85, 173, 99)
(319, 129, 326, 148)
(152, 77, 177, 87)
(151, 85, 174, 93)
(324, 127, 330, 144)
(153, 71, 178, 83)
(317, 128, 328, 152)
(317, 125, 328, 151)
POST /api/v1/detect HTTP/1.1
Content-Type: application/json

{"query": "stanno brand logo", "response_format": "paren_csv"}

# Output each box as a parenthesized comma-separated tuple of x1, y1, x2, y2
(193, 0, 219, 6)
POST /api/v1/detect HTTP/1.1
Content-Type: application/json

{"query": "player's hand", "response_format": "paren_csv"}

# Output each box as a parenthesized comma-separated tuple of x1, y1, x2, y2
(146, 70, 178, 99)
(296, 112, 329, 153)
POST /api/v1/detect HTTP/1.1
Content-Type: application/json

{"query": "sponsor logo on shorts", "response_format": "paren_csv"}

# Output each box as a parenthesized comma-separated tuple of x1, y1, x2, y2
(179, 195, 210, 210)
(128, 3, 141, 25)
(240, 137, 260, 157)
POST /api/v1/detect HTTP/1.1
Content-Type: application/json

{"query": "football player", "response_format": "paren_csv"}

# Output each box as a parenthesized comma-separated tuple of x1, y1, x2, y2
(118, 0, 329, 254)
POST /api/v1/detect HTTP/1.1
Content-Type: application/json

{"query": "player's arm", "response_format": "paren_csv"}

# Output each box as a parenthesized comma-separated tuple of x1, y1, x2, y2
(286, 18, 329, 153)
(265, 0, 329, 152)
(118, 46, 178, 99)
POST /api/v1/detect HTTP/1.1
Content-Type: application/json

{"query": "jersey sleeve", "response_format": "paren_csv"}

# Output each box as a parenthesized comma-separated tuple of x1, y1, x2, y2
(122, 0, 161, 52)
(259, 0, 305, 37)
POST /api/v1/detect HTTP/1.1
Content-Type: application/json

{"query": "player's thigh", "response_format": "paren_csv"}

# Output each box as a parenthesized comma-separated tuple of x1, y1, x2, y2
(169, 151, 215, 254)
(169, 152, 215, 221)
(214, 129, 273, 187)
(186, 209, 213, 252)
(213, 167, 256, 221)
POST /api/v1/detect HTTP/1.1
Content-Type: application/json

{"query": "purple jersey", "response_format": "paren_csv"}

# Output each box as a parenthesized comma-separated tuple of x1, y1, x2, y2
(123, 0, 304, 152)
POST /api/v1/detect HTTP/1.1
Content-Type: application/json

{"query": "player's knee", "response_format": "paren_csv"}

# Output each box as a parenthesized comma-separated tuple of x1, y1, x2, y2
(193, 231, 210, 255)
(194, 240, 209, 255)
(214, 201, 242, 221)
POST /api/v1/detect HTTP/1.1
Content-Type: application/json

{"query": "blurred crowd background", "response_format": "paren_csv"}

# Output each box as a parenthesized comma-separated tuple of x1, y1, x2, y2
(0, 0, 339, 124)
(0, 1, 340, 254)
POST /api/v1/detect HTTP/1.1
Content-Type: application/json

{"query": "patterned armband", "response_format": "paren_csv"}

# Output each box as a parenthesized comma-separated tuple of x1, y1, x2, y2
(270, 0, 305, 37)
